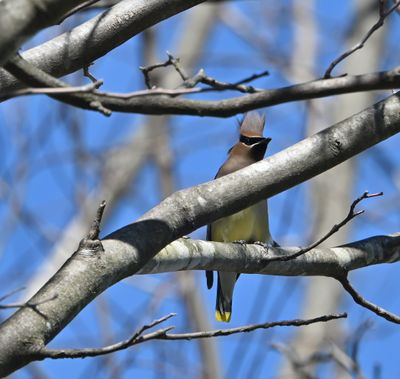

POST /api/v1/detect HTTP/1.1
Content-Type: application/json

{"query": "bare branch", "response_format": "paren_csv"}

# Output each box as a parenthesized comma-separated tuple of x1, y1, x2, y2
(57, 0, 101, 23)
(77, 201, 106, 252)
(324, 1, 400, 78)
(265, 191, 383, 263)
(37, 313, 347, 359)
(87, 201, 106, 241)
(273, 342, 366, 379)
(350, 320, 373, 363)
(337, 274, 400, 324)
(3, 55, 112, 116)
(0, 294, 58, 319)
(4, 61, 400, 117)
(0, 0, 91, 65)
(83, 64, 99, 84)
(180, 68, 269, 93)
(0, 287, 25, 303)
(0, 81, 103, 101)
(139, 52, 268, 93)
(140, 52, 188, 89)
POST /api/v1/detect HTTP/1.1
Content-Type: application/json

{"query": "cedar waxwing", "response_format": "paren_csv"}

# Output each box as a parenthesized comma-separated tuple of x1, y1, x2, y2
(206, 112, 272, 322)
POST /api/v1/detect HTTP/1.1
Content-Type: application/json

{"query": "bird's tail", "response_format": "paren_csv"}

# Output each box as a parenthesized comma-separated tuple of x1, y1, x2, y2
(215, 272, 237, 322)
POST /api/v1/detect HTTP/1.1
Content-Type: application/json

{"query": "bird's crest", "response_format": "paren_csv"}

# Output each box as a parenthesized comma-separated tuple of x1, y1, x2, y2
(239, 111, 266, 137)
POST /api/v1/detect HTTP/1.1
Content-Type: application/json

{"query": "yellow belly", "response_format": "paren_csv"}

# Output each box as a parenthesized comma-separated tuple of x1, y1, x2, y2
(211, 201, 270, 243)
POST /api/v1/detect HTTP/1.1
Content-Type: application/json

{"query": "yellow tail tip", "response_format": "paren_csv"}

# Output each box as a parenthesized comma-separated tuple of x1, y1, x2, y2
(216, 310, 231, 323)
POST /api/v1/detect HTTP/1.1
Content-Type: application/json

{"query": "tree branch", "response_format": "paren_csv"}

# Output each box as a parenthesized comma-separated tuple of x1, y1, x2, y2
(4, 57, 400, 116)
(0, 80, 103, 102)
(324, 0, 400, 78)
(37, 313, 346, 359)
(89, 67, 400, 116)
(0, 0, 90, 65)
(135, 233, 400, 277)
(3, 54, 112, 115)
(265, 191, 383, 263)
(336, 274, 400, 324)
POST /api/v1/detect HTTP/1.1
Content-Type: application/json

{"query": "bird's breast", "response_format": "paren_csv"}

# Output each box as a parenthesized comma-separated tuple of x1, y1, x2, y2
(211, 202, 270, 243)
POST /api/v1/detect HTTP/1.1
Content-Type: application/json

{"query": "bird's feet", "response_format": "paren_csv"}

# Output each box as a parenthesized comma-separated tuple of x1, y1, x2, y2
(253, 241, 271, 249)
(232, 239, 248, 245)
(253, 240, 280, 256)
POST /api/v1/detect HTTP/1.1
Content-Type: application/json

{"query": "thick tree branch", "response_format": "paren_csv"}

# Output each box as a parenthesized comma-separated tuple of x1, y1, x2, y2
(0, 0, 90, 65)
(135, 233, 400, 277)
(0, 93, 400, 376)
(0, 0, 207, 94)
(90, 68, 400, 116)
(4, 58, 400, 116)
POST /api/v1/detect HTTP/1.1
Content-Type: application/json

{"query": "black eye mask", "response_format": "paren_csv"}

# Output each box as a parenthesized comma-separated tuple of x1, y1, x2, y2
(239, 135, 266, 145)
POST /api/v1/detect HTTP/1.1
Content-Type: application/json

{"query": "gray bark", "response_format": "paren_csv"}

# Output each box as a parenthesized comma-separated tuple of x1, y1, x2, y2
(0, 0, 89, 65)
(136, 234, 400, 276)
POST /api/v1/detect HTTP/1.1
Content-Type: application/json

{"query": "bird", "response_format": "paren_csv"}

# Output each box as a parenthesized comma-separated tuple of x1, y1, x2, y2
(206, 111, 272, 322)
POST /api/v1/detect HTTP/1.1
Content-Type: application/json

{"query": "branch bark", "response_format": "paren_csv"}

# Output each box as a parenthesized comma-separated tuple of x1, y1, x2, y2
(0, 0, 90, 65)
(135, 233, 400, 276)
(3, 63, 400, 116)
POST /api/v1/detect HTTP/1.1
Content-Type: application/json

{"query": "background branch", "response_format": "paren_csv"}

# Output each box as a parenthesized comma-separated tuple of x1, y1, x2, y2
(324, 0, 400, 77)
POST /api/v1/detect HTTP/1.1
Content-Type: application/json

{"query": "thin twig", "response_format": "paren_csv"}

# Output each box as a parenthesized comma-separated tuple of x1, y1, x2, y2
(83, 63, 99, 84)
(37, 312, 346, 359)
(0, 287, 25, 302)
(264, 191, 383, 263)
(0, 81, 103, 101)
(328, 343, 366, 379)
(324, 0, 400, 78)
(396, 0, 400, 15)
(337, 274, 400, 324)
(272, 342, 366, 379)
(3, 54, 111, 116)
(58, 0, 101, 24)
(139, 52, 268, 93)
(0, 294, 58, 313)
(181, 68, 269, 93)
(139, 52, 188, 89)
(272, 343, 316, 379)
(87, 200, 106, 240)
(100, 87, 202, 98)
(350, 320, 373, 362)
(78, 201, 106, 252)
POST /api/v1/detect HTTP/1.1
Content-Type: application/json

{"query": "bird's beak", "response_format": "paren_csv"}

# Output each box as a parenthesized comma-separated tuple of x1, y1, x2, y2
(256, 137, 272, 147)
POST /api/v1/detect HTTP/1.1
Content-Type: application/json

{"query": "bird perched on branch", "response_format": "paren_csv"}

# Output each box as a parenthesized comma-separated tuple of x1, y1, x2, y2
(206, 111, 272, 322)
